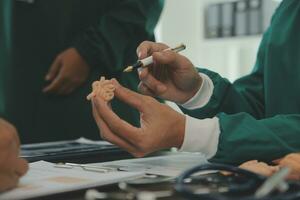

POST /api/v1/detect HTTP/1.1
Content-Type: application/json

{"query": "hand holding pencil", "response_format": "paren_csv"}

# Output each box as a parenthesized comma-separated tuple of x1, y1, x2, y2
(134, 41, 203, 104)
(123, 43, 186, 73)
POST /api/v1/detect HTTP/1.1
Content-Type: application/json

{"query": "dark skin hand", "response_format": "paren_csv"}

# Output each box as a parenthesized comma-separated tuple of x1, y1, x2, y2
(0, 119, 28, 192)
(136, 41, 203, 104)
(91, 79, 185, 158)
(43, 48, 90, 95)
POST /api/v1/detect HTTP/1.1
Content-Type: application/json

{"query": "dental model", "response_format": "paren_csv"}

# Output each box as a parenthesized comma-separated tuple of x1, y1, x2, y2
(87, 76, 115, 101)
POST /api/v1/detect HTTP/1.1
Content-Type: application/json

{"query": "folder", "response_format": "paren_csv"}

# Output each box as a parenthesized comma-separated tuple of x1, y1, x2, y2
(248, 0, 263, 35)
(21, 138, 131, 163)
(234, 0, 248, 36)
(262, 0, 280, 32)
(205, 4, 221, 38)
(221, 2, 235, 37)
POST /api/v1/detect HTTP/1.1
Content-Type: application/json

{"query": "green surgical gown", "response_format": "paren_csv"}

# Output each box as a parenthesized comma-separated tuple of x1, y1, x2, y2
(0, 0, 163, 143)
(181, 0, 300, 165)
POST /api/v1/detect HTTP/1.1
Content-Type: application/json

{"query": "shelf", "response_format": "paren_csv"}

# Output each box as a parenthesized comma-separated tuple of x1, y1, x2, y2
(202, 35, 262, 46)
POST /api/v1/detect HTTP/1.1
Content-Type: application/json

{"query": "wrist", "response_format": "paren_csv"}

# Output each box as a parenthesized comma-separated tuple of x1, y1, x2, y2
(173, 114, 186, 149)
(178, 75, 203, 104)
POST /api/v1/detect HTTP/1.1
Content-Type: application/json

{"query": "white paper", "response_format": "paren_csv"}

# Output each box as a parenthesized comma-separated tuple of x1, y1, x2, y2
(87, 152, 208, 177)
(0, 161, 143, 200)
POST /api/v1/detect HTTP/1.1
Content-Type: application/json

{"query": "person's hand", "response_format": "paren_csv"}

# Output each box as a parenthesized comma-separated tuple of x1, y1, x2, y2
(136, 41, 202, 104)
(43, 48, 90, 95)
(0, 119, 28, 192)
(91, 79, 186, 157)
(273, 153, 300, 180)
(239, 160, 279, 177)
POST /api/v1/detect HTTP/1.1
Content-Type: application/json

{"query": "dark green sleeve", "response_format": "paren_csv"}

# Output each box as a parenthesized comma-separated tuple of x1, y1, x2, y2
(210, 113, 300, 165)
(179, 29, 270, 119)
(73, 0, 164, 73)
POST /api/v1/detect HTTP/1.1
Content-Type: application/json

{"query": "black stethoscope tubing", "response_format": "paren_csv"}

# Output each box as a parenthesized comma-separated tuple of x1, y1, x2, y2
(175, 163, 267, 200)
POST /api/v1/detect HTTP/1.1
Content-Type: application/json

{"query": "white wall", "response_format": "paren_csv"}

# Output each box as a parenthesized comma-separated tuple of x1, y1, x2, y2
(155, 0, 267, 81)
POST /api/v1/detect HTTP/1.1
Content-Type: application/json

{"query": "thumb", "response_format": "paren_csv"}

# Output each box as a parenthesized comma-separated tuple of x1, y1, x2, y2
(152, 50, 178, 66)
(45, 56, 62, 81)
(111, 79, 145, 112)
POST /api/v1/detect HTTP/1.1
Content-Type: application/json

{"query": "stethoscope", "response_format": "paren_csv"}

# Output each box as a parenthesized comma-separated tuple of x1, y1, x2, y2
(85, 163, 300, 200)
(175, 163, 300, 200)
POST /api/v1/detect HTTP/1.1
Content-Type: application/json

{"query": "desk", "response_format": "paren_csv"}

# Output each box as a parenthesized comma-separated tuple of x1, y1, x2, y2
(30, 182, 184, 200)
(26, 151, 186, 200)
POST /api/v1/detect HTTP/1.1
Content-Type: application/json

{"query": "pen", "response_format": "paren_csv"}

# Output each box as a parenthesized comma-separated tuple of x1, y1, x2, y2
(123, 43, 186, 73)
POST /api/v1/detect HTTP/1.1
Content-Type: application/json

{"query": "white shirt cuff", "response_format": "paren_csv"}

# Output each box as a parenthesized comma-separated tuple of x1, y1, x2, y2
(179, 115, 220, 159)
(181, 73, 214, 110)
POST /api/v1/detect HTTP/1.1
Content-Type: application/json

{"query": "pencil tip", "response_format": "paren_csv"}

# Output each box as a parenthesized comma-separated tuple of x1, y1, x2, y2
(123, 66, 133, 72)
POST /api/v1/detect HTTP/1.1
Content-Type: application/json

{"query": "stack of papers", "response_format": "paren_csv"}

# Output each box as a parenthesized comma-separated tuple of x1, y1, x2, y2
(0, 161, 143, 200)
(87, 152, 208, 177)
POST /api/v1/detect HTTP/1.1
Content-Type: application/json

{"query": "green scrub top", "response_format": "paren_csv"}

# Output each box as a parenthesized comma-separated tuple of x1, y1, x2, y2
(181, 0, 300, 165)
(0, 0, 163, 143)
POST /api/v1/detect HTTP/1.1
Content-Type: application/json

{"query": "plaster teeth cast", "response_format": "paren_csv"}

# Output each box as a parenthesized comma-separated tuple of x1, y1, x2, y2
(87, 76, 115, 101)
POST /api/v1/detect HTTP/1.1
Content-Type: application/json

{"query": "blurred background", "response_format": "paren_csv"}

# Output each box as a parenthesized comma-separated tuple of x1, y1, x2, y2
(155, 0, 281, 81)
(154, 0, 281, 109)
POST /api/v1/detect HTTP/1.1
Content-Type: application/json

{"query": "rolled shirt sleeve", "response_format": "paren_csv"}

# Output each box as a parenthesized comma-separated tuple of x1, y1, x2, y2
(179, 73, 220, 159)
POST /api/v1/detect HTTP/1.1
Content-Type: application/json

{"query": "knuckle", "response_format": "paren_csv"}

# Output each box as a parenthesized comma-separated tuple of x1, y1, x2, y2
(140, 40, 152, 47)
(100, 132, 107, 141)
(143, 96, 155, 105)
(288, 153, 299, 159)
(136, 141, 151, 154)
(112, 123, 122, 131)
(132, 152, 146, 158)
(0, 132, 15, 147)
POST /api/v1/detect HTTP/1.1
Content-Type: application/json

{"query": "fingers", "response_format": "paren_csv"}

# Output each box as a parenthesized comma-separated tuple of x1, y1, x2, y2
(45, 56, 62, 81)
(92, 94, 140, 144)
(138, 83, 156, 97)
(152, 50, 178, 66)
(0, 173, 19, 192)
(14, 158, 29, 177)
(111, 79, 146, 112)
(91, 102, 138, 153)
(137, 41, 169, 59)
(138, 68, 167, 96)
(43, 73, 66, 94)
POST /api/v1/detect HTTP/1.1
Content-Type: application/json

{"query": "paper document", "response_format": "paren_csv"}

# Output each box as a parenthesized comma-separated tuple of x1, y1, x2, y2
(21, 137, 114, 158)
(0, 161, 143, 200)
(87, 152, 208, 177)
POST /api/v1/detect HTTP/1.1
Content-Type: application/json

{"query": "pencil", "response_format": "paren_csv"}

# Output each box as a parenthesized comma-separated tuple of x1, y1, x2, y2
(123, 43, 186, 73)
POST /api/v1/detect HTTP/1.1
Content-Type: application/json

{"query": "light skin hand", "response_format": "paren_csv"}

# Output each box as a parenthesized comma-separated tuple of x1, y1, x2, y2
(91, 79, 186, 157)
(273, 153, 300, 180)
(0, 119, 28, 192)
(43, 48, 90, 95)
(136, 41, 203, 104)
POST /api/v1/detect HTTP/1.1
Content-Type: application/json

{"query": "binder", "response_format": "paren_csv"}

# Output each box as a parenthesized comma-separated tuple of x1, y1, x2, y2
(205, 4, 221, 38)
(221, 2, 235, 37)
(21, 138, 132, 163)
(234, 0, 248, 36)
(248, 0, 263, 35)
(262, 0, 280, 32)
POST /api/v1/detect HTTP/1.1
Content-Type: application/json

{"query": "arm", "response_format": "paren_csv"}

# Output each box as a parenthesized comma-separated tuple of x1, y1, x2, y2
(211, 113, 300, 165)
(180, 29, 269, 119)
(73, 0, 164, 72)
(44, 0, 163, 95)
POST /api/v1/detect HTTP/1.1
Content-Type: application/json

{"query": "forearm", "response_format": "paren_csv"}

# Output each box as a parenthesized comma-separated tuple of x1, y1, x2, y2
(180, 68, 265, 119)
(73, 0, 163, 73)
(212, 113, 300, 165)
(180, 112, 300, 166)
